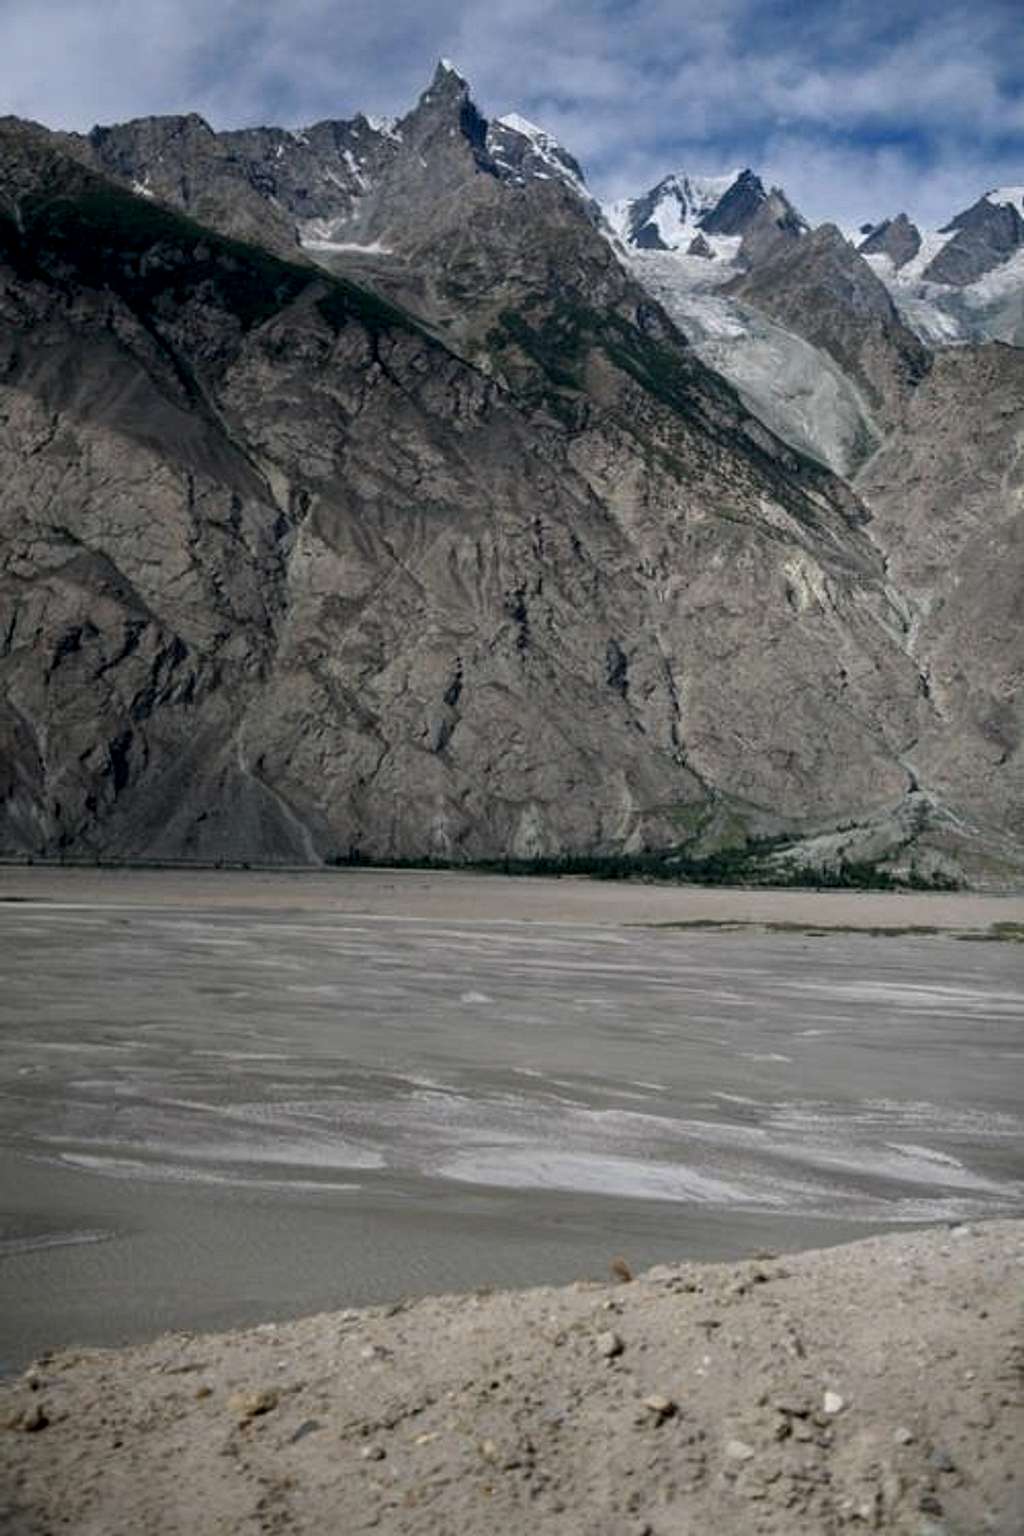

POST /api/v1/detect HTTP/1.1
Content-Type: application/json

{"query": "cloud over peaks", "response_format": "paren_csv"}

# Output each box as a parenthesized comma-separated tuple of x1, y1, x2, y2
(3, 0, 1020, 226)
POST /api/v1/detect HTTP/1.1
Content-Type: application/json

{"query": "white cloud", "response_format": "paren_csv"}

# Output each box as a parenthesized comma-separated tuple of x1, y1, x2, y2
(1, 0, 1020, 226)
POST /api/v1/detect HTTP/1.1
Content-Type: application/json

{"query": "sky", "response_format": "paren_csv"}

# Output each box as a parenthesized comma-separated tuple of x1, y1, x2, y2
(4, 0, 1022, 227)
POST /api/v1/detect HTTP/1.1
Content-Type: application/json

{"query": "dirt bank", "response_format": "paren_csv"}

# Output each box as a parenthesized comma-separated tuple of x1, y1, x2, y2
(2, 1222, 1021, 1535)
(2, 863, 1022, 930)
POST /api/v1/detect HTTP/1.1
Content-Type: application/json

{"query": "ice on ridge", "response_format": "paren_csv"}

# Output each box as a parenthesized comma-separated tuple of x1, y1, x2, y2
(985, 185, 1024, 213)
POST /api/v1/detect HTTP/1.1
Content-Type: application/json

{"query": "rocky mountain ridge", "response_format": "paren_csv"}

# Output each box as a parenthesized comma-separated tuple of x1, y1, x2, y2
(47, 62, 1024, 357)
(605, 168, 808, 260)
(860, 187, 1024, 285)
(0, 66, 1021, 883)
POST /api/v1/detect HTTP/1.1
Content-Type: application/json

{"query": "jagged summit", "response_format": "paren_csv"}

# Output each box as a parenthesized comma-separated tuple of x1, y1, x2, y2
(487, 112, 588, 197)
(855, 186, 1024, 344)
(49, 64, 1024, 351)
(422, 57, 472, 98)
(607, 169, 740, 251)
(857, 212, 922, 270)
(983, 185, 1024, 215)
(606, 167, 806, 260)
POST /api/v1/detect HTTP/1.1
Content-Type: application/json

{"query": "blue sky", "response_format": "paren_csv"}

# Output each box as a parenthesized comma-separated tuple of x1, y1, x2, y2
(5, 0, 1022, 225)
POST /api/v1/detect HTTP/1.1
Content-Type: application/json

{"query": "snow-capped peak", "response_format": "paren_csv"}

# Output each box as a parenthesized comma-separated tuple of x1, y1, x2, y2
(606, 169, 749, 254)
(984, 186, 1024, 216)
(365, 113, 401, 141)
(670, 169, 742, 208)
(497, 112, 546, 142)
(438, 57, 465, 81)
(488, 112, 588, 196)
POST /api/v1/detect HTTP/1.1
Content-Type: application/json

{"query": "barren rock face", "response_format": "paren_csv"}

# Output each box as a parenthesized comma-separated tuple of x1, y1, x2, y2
(855, 344, 1024, 860)
(0, 82, 1021, 881)
(924, 194, 1024, 286)
(857, 213, 922, 270)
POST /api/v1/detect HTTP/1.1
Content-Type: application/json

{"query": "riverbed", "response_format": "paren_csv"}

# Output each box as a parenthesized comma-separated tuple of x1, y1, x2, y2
(1, 868, 1021, 1373)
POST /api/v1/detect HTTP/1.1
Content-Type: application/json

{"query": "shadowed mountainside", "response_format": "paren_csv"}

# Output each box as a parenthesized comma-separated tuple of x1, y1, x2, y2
(0, 78, 1021, 883)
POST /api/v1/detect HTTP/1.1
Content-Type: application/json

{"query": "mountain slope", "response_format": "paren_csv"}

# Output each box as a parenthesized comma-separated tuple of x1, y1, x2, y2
(0, 119, 939, 869)
(724, 224, 931, 436)
(854, 343, 1024, 875)
(1, 76, 1021, 882)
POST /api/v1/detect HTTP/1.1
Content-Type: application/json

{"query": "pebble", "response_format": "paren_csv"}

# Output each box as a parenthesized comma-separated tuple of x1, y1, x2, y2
(643, 1395, 676, 1423)
(227, 1388, 279, 1421)
(929, 1448, 956, 1473)
(290, 1419, 321, 1444)
(596, 1330, 624, 1359)
(823, 1390, 846, 1415)
(724, 1438, 756, 1461)
(20, 1403, 49, 1433)
(361, 1444, 386, 1461)
(894, 1426, 915, 1445)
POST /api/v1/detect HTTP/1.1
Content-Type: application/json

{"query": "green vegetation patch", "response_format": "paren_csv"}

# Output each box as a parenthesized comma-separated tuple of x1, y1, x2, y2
(327, 842, 962, 893)
(14, 178, 421, 342)
(22, 184, 310, 327)
(314, 278, 423, 339)
(955, 921, 1024, 943)
(493, 306, 590, 392)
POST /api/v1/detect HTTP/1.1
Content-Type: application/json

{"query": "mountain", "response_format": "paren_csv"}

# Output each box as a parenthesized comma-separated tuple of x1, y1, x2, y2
(854, 342, 1024, 873)
(607, 168, 806, 258)
(605, 172, 925, 474)
(724, 224, 931, 434)
(854, 188, 1024, 348)
(924, 187, 1024, 286)
(487, 112, 590, 199)
(0, 69, 1021, 885)
(858, 212, 922, 270)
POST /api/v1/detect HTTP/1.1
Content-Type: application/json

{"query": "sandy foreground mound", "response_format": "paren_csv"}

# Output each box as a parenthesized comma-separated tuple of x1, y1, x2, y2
(2, 1223, 1021, 1535)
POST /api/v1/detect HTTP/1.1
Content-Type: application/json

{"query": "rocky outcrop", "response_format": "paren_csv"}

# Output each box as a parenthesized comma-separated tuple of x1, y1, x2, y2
(733, 190, 808, 269)
(60, 112, 308, 258)
(609, 168, 806, 257)
(924, 193, 1024, 286)
(857, 213, 921, 270)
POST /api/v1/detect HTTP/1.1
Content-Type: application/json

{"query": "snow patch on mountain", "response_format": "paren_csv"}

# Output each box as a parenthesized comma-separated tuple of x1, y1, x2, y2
(302, 237, 393, 255)
(625, 251, 881, 476)
(985, 186, 1024, 215)
(887, 229, 957, 283)
(863, 225, 1024, 347)
(606, 172, 743, 253)
(488, 114, 589, 199)
(365, 115, 402, 142)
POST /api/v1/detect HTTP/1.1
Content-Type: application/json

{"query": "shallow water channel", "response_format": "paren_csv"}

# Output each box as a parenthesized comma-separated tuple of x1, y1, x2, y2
(1, 886, 1022, 1372)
